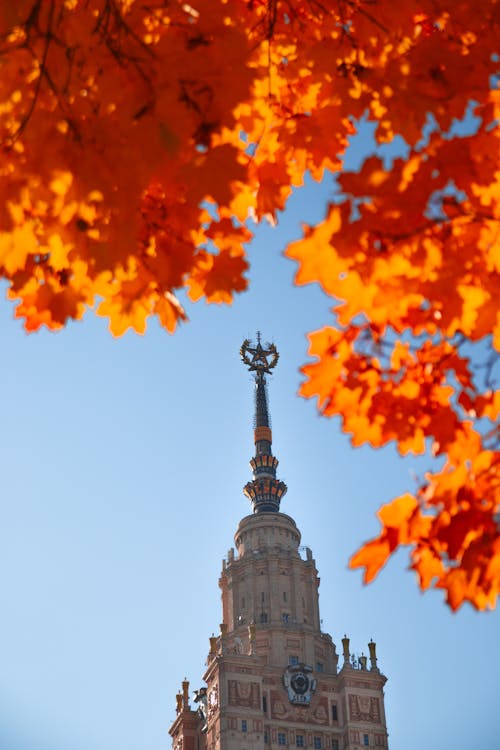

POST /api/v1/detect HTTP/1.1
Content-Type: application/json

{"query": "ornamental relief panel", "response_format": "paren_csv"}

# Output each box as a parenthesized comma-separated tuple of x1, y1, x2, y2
(207, 684, 219, 720)
(228, 680, 260, 709)
(348, 694, 381, 723)
(270, 690, 329, 725)
(311, 697, 329, 725)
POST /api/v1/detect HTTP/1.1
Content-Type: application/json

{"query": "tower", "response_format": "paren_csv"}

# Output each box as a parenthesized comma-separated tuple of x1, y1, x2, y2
(169, 335, 389, 750)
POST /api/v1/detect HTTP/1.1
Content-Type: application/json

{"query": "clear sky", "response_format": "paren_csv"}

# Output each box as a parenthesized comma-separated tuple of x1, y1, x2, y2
(1, 131, 499, 750)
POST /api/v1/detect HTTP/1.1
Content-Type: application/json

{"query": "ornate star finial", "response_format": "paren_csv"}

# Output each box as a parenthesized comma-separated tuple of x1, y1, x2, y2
(240, 335, 279, 381)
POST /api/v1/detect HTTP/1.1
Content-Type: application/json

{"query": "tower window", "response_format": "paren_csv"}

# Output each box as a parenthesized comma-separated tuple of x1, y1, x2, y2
(278, 733, 286, 746)
(283, 591, 287, 602)
(313, 737, 322, 749)
(242, 720, 247, 733)
(296, 734, 304, 747)
(331, 704, 338, 721)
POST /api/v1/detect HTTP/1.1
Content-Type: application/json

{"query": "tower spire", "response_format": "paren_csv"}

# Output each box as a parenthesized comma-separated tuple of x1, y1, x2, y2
(240, 334, 287, 513)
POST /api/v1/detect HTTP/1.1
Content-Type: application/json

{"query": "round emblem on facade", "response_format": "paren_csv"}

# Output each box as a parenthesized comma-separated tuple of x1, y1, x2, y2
(291, 672, 309, 695)
(283, 664, 317, 705)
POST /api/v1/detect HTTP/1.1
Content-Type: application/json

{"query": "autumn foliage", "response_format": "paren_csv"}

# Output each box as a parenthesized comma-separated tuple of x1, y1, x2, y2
(1, 1, 499, 610)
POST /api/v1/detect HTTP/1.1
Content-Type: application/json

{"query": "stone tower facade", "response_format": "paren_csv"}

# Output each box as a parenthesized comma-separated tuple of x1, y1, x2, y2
(169, 336, 389, 750)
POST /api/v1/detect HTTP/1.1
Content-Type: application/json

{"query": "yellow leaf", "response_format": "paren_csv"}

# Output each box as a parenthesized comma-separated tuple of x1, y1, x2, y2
(0, 224, 38, 274)
(377, 493, 418, 531)
(350, 537, 392, 583)
(47, 234, 71, 271)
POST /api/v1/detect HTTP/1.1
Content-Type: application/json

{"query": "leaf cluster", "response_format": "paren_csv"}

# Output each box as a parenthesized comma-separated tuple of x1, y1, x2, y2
(1, 0, 499, 609)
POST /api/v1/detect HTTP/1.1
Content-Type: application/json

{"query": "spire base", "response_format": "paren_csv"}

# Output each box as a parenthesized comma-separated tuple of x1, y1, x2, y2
(243, 477, 288, 514)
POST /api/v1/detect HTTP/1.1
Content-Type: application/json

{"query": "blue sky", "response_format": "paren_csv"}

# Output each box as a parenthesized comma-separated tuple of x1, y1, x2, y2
(1, 135, 499, 750)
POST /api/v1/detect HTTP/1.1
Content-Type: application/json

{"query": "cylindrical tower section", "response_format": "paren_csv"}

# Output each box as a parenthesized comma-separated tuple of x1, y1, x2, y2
(234, 512, 301, 557)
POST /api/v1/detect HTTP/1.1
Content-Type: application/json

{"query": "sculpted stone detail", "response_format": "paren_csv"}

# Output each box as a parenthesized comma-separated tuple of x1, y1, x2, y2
(273, 701, 289, 719)
(207, 685, 219, 720)
(270, 690, 328, 724)
(283, 665, 317, 706)
(311, 698, 329, 725)
(271, 691, 292, 720)
(194, 687, 208, 732)
(348, 694, 381, 723)
(293, 706, 309, 723)
(228, 680, 260, 709)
